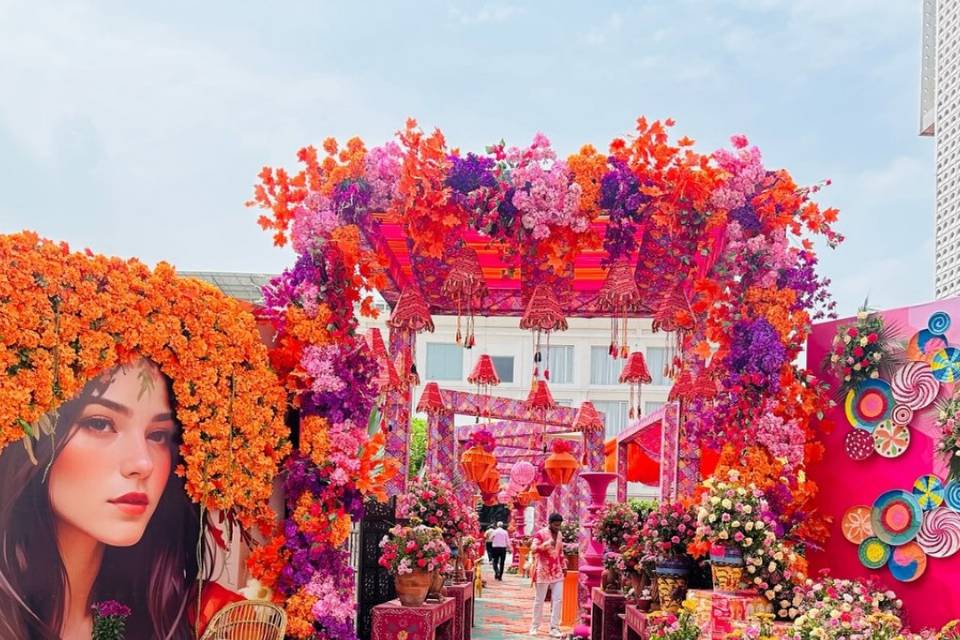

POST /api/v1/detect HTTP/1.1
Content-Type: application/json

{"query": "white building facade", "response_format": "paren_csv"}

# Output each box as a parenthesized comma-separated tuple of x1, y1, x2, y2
(921, 0, 960, 297)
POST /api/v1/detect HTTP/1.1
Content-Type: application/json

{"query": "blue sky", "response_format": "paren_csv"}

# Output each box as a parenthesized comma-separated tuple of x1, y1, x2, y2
(0, 0, 933, 316)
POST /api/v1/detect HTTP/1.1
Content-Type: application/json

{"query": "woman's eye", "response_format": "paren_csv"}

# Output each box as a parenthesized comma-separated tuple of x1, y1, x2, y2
(79, 416, 114, 433)
(147, 430, 172, 444)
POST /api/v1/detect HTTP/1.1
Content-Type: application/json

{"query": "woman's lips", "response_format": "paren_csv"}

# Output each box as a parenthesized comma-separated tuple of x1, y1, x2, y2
(109, 492, 149, 515)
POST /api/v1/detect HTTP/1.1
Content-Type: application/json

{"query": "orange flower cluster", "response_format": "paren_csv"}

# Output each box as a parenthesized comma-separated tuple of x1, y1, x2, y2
(0, 232, 290, 532)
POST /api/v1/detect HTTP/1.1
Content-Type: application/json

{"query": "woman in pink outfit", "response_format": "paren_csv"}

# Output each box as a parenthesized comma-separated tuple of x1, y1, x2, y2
(528, 513, 565, 637)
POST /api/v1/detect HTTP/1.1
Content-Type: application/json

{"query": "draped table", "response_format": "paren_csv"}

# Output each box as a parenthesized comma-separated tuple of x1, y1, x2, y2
(371, 597, 456, 640)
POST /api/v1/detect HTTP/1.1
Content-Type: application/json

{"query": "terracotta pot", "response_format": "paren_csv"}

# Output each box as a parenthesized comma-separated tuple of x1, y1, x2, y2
(460, 446, 496, 483)
(565, 553, 579, 571)
(543, 451, 579, 485)
(395, 570, 432, 607)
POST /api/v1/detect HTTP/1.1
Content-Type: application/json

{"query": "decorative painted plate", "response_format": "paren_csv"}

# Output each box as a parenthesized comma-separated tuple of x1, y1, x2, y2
(917, 507, 960, 558)
(944, 480, 960, 511)
(931, 347, 960, 383)
(858, 537, 891, 569)
(928, 311, 952, 336)
(844, 379, 894, 431)
(887, 541, 927, 582)
(841, 505, 874, 544)
(873, 421, 910, 458)
(891, 361, 940, 411)
(844, 429, 874, 462)
(872, 489, 923, 545)
(906, 330, 949, 363)
(891, 404, 914, 426)
(913, 474, 945, 511)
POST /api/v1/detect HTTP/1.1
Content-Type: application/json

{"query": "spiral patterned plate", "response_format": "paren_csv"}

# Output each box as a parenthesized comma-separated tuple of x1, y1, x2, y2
(844, 379, 894, 431)
(858, 537, 891, 569)
(931, 347, 960, 383)
(906, 330, 949, 363)
(887, 541, 928, 582)
(844, 428, 874, 461)
(916, 507, 960, 558)
(891, 404, 914, 426)
(945, 480, 960, 511)
(929, 311, 952, 336)
(891, 361, 940, 411)
(913, 474, 945, 511)
(842, 505, 874, 544)
(873, 421, 910, 458)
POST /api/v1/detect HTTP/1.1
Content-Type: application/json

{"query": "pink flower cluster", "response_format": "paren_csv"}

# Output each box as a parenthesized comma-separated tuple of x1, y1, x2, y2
(378, 524, 452, 575)
(754, 406, 805, 473)
(302, 345, 348, 394)
(364, 142, 404, 211)
(791, 576, 904, 638)
(640, 501, 696, 559)
(291, 192, 339, 254)
(505, 134, 585, 240)
(306, 572, 356, 626)
(709, 134, 765, 211)
(397, 473, 480, 539)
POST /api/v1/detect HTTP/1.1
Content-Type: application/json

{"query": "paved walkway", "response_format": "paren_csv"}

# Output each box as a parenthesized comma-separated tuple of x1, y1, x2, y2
(473, 561, 571, 640)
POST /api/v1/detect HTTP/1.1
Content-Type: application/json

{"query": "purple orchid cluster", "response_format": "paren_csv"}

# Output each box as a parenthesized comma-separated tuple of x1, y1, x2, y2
(776, 250, 836, 321)
(599, 157, 649, 262)
(301, 338, 379, 426)
(446, 152, 499, 216)
(724, 318, 787, 394)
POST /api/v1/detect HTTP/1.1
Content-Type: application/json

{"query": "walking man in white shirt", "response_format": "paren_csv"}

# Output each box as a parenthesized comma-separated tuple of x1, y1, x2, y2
(490, 521, 510, 580)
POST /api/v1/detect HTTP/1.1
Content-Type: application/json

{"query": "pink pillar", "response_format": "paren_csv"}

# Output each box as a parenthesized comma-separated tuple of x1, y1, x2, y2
(385, 328, 414, 495)
(510, 501, 526, 569)
(579, 471, 617, 624)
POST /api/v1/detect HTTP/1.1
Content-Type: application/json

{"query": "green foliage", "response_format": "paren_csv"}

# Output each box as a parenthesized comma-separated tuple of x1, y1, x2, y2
(628, 498, 658, 521)
(408, 416, 427, 478)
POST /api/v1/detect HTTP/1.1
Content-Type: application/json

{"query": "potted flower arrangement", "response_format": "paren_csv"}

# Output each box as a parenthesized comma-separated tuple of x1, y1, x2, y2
(790, 576, 904, 640)
(560, 519, 581, 570)
(379, 524, 452, 606)
(825, 305, 899, 395)
(91, 601, 131, 640)
(936, 390, 960, 482)
(601, 552, 623, 593)
(594, 501, 639, 552)
(691, 470, 771, 593)
(641, 501, 696, 576)
(619, 533, 654, 603)
(646, 601, 701, 640)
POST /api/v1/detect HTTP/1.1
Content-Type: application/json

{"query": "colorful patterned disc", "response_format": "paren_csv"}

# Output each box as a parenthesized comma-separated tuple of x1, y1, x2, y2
(842, 505, 875, 544)
(891, 361, 940, 411)
(906, 330, 949, 363)
(873, 421, 910, 458)
(913, 474, 945, 511)
(945, 480, 960, 511)
(844, 379, 894, 431)
(887, 541, 927, 582)
(929, 311, 952, 336)
(891, 404, 914, 426)
(931, 347, 960, 383)
(858, 537, 891, 569)
(844, 428, 875, 461)
(872, 490, 923, 545)
(917, 507, 960, 558)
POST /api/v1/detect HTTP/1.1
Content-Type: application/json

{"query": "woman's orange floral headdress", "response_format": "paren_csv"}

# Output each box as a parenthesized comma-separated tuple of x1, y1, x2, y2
(0, 231, 290, 532)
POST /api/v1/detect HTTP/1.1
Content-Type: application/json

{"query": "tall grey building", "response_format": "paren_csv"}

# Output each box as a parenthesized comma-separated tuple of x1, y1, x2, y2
(922, 0, 960, 297)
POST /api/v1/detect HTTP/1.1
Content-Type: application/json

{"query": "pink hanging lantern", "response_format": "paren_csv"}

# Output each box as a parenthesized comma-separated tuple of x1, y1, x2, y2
(652, 285, 694, 380)
(388, 285, 435, 336)
(468, 353, 500, 417)
(417, 382, 446, 415)
(597, 257, 642, 359)
(510, 460, 536, 487)
(520, 284, 567, 381)
(620, 351, 653, 419)
(365, 327, 389, 359)
(574, 401, 604, 433)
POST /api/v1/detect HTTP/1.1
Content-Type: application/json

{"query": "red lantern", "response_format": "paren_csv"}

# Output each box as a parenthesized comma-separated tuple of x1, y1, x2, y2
(442, 247, 487, 348)
(460, 445, 496, 483)
(365, 327, 389, 359)
(520, 284, 567, 381)
(597, 257, 641, 359)
(388, 285, 435, 335)
(468, 354, 501, 387)
(526, 380, 556, 413)
(416, 382, 446, 415)
(620, 351, 653, 419)
(574, 401, 604, 433)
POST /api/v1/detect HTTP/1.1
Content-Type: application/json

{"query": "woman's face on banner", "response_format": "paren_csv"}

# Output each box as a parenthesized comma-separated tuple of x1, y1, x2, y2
(47, 360, 175, 547)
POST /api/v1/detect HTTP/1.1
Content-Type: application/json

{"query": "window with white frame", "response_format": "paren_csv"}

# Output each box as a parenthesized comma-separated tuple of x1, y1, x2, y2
(590, 347, 626, 385)
(592, 400, 629, 439)
(546, 345, 575, 384)
(426, 343, 463, 380)
(490, 355, 515, 383)
(645, 346, 672, 386)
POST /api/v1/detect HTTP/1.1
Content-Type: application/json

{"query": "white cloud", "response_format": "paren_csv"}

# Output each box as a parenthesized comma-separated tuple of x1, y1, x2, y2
(450, 3, 525, 25)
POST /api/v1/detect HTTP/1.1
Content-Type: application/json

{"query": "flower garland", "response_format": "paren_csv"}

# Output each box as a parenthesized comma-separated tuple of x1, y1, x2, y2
(0, 231, 289, 532)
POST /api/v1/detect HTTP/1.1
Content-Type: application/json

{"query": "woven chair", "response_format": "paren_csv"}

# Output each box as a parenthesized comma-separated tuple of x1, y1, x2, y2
(199, 600, 287, 640)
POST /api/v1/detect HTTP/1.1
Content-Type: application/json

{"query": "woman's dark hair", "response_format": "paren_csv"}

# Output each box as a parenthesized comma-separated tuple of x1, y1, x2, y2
(0, 366, 214, 639)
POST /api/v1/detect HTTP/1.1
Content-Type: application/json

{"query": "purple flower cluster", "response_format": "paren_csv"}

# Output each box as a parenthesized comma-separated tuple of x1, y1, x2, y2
(729, 204, 761, 235)
(776, 250, 836, 320)
(446, 153, 497, 195)
(301, 339, 379, 425)
(600, 158, 649, 261)
(93, 600, 131, 619)
(725, 318, 787, 393)
(332, 179, 373, 227)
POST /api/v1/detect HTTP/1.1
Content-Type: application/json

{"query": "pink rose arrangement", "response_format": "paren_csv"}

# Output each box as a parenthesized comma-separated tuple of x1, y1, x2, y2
(791, 576, 904, 639)
(640, 501, 697, 560)
(936, 391, 960, 482)
(692, 470, 773, 557)
(379, 524, 451, 576)
(594, 502, 640, 550)
(646, 602, 701, 640)
(826, 307, 898, 394)
(397, 473, 479, 540)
